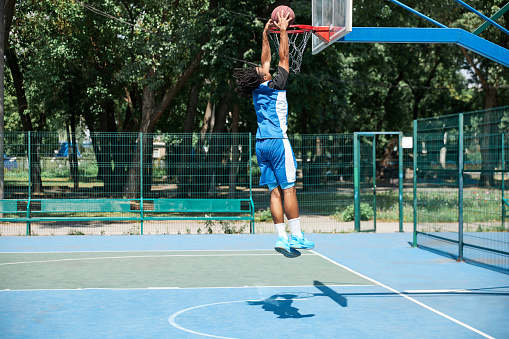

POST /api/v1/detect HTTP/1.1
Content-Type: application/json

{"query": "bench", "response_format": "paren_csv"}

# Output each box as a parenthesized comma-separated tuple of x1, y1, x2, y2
(0, 198, 255, 234)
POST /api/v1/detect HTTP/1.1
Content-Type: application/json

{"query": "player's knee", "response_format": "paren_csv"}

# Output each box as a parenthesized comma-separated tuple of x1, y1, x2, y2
(270, 186, 282, 199)
(282, 183, 296, 194)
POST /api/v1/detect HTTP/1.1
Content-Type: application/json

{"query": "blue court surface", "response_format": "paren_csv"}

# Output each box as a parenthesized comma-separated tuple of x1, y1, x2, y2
(0, 233, 508, 338)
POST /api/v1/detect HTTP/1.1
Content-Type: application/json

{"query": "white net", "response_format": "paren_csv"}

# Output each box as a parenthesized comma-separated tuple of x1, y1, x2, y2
(269, 29, 312, 73)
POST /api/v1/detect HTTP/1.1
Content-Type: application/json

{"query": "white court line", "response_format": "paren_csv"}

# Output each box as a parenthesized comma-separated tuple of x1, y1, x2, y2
(0, 249, 275, 254)
(405, 289, 472, 294)
(0, 284, 370, 292)
(169, 298, 312, 339)
(0, 253, 312, 266)
(169, 300, 247, 339)
(310, 250, 495, 339)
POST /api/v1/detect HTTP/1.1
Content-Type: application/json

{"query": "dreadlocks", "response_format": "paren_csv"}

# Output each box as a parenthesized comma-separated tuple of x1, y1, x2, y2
(234, 67, 262, 99)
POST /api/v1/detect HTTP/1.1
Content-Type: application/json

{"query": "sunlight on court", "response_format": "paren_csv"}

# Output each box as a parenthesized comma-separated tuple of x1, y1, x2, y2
(0, 250, 375, 290)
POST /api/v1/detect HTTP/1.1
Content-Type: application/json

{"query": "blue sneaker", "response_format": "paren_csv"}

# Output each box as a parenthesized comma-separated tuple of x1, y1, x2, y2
(290, 232, 315, 250)
(274, 237, 301, 258)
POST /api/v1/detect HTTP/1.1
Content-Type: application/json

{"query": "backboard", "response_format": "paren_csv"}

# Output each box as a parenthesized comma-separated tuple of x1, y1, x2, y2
(312, 0, 352, 54)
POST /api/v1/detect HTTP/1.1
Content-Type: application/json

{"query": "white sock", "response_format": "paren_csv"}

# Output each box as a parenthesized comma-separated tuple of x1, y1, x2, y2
(289, 218, 302, 237)
(274, 223, 287, 238)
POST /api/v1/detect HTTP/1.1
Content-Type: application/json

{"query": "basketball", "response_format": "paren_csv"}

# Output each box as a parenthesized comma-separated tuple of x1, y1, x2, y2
(271, 5, 295, 26)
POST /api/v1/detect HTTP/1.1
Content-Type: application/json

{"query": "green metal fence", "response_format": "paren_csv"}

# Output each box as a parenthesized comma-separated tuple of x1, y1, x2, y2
(353, 132, 405, 233)
(414, 106, 509, 272)
(0, 132, 255, 235)
(0, 131, 408, 236)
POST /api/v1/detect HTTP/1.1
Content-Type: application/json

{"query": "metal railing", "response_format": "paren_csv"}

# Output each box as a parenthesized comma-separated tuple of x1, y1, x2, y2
(413, 106, 509, 272)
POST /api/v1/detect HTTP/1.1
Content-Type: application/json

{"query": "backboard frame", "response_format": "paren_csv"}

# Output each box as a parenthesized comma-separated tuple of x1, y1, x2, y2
(311, 0, 353, 54)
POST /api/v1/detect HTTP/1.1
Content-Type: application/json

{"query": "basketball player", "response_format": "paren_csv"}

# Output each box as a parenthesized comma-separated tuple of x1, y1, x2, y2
(233, 11, 314, 258)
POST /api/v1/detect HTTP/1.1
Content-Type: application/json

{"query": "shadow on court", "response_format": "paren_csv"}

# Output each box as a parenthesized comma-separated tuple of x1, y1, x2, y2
(247, 280, 348, 319)
(313, 280, 348, 307)
(247, 293, 315, 319)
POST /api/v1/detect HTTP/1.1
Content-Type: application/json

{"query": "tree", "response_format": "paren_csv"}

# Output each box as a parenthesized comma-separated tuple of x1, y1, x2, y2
(3, 0, 505, 197)
(453, 1, 509, 186)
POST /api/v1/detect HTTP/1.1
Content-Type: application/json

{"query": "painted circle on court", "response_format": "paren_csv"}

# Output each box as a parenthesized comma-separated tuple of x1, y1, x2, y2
(168, 293, 317, 338)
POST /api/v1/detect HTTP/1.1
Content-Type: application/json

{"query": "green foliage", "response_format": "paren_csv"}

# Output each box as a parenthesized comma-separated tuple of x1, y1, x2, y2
(68, 229, 85, 235)
(202, 219, 246, 234)
(38, 160, 99, 179)
(341, 203, 373, 222)
(204, 219, 214, 234)
(123, 225, 140, 235)
(255, 207, 272, 222)
(6, 0, 497, 138)
(250, 155, 261, 178)
(220, 221, 247, 234)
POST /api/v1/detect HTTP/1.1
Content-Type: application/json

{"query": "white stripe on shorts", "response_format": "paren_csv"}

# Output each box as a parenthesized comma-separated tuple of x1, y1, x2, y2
(283, 139, 296, 182)
(276, 91, 288, 138)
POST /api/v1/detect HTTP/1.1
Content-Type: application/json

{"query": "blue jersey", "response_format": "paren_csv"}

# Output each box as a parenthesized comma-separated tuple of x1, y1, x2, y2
(253, 80, 288, 139)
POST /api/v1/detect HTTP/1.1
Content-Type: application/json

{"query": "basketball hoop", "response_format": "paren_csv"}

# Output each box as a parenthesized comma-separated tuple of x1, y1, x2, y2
(269, 25, 331, 73)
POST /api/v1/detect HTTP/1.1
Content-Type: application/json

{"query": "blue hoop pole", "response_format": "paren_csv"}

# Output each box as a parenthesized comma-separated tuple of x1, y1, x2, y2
(338, 28, 509, 68)
(454, 0, 509, 36)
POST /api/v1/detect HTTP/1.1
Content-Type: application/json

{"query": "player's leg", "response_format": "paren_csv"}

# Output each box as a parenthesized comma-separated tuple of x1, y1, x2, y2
(279, 183, 314, 250)
(269, 185, 284, 224)
(256, 139, 300, 258)
(270, 185, 300, 258)
(282, 185, 299, 220)
(268, 138, 314, 250)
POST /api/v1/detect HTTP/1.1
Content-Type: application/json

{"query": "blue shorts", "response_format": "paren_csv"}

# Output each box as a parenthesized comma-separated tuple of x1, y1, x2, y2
(256, 138, 297, 190)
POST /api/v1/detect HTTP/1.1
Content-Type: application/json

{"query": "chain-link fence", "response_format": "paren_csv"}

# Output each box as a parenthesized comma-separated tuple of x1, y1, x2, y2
(3, 130, 396, 236)
(414, 106, 509, 272)
(0, 132, 254, 235)
(0, 130, 419, 238)
(1, 132, 358, 235)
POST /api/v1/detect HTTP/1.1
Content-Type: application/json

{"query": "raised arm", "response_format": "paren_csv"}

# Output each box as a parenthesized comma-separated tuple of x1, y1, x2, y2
(261, 19, 273, 75)
(275, 11, 291, 73)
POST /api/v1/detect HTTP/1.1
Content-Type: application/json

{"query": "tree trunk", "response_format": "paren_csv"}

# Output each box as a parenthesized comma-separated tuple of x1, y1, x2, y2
(140, 52, 203, 134)
(97, 98, 122, 196)
(67, 83, 79, 191)
(6, 49, 43, 193)
(183, 82, 200, 133)
(28, 133, 43, 194)
(121, 0, 219, 198)
(177, 82, 200, 197)
(6, 49, 31, 130)
(122, 86, 141, 132)
(204, 84, 234, 195)
(212, 82, 233, 134)
(124, 52, 203, 198)
(200, 94, 214, 141)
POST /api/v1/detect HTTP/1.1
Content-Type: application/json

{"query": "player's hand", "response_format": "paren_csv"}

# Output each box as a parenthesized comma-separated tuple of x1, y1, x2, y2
(264, 19, 273, 34)
(276, 11, 291, 31)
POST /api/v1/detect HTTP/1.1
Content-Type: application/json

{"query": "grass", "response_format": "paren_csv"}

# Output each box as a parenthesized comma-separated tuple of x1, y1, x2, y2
(254, 208, 272, 222)
(295, 189, 506, 225)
